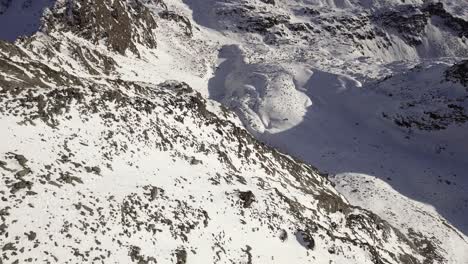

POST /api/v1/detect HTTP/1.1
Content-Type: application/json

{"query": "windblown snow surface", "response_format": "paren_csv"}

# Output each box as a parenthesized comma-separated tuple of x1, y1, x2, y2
(0, 0, 468, 263)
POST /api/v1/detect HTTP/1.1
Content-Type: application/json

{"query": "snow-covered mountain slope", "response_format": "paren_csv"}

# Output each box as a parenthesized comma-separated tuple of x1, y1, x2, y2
(0, 74, 438, 263)
(0, 0, 467, 263)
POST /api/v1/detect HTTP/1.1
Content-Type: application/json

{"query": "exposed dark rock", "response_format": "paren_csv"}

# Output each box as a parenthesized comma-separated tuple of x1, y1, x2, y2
(9, 180, 33, 193)
(446, 60, 468, 87)
(13, 154, 28, 167)
(239, 15, 290, 33)
(296, 230, 315, 250)
(174, 248, 187, 264)
(391, 108, 468, 131)
(14, 168, 31, 178)
(260, 0, 275, 5)
(57, 172, 83, 185)
(238, 190, 255, 208)
(159, 11, 193, 37)
(376, 6, 428, 45)
(423, 2, 468, 39)
(85, 166, 101, 175)
(0, 160, 12, 171)
(129, 246, 157, 263)
(241, 245, 252, 264)
(0, 49, 85, 88)
(2, 243, 16, 251)
(190, 157, 202, 165)
(43, 0, 158, 55)
(24, 231, 36, 241)
(147, 186, 164, 201)
(408, 228, 444, 263)
(298, 7, 320, 16)
(279, 229, 288, 242)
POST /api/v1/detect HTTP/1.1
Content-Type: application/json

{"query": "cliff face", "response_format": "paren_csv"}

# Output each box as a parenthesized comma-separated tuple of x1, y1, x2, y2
(41, 0, 158, 55)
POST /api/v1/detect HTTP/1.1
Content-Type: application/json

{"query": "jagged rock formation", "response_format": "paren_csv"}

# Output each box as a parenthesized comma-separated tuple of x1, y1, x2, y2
(42, 0, 158, 55)
(205, 0, 468, 60)
(446, 60, 468, 86)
